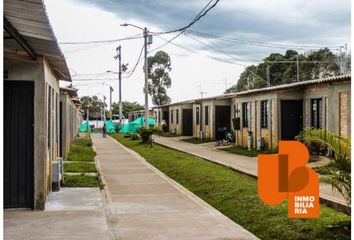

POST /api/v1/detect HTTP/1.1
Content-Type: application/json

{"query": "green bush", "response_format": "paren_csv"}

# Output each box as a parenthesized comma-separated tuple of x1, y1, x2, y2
(131, 133, 140, 140)
(137, 127, 161, 143)
(74, 138, 92, 147)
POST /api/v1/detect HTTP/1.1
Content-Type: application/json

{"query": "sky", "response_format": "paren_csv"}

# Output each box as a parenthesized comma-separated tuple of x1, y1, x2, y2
(44, 0, 351, 107)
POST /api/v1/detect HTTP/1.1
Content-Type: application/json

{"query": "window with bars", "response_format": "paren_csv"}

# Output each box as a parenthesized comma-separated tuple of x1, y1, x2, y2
(205, 106, 209, 125)
(171, 110, 174, 124)
(311, 98, 322, 129)
(47, 86, 51, 148)
(196, 107, 200, 125)
(261, 100, 269, 128)
(176, 110, 179, 124)
(242, 102, 249, 128)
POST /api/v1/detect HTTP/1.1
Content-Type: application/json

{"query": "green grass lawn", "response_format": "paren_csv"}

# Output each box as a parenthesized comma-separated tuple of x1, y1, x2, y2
(111, 133, 350, 240)
(181, 137, 214, 144)
(74, 138, 93, 147)
(64, 162, 97, 173)
(67, 144, 96, 162)
(62, 174, 102, 188)
(220, 145, 277, 157)
(63, 138, 101, 187)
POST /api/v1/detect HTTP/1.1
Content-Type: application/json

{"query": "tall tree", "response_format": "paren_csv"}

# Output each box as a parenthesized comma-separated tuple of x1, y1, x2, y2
(225, 48, 342, 94)
(112, 101, 144, 118)
(147, 51, 172, 106)
(80, 95, 106, 119)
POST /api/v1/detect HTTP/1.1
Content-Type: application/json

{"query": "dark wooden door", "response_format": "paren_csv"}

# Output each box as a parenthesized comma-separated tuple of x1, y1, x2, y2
(162, 110, 169, 132)
(4, 81, 34, 208)
(59, 101, 63, 157)
(182, 109, 193, 136)
(215, 106, 231, 140)
(281, 100, 303, 140)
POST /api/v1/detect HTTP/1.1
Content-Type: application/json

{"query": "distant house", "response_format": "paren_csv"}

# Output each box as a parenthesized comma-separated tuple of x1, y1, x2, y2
(4, 0, 73, 209)
(230, 74, 351, 150)
(152, 75, 351, 150)
(60, 88, 82, 159)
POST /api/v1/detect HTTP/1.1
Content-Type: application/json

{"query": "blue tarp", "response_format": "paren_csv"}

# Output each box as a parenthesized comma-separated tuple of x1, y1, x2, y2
(119, 117, 155, 134)
(79, 121, 91, 133)
(104, 120, 116, 133)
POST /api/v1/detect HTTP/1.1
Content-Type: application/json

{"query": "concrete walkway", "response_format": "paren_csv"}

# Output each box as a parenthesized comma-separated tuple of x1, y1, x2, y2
(4, 188, 111, 240)
(92, 134, 259, 240)
(154, 136, 347, 209)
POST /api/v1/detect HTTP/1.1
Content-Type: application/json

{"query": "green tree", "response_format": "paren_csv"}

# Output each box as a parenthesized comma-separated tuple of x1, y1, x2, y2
(225, 48, 342, 94)
(147, 51, 172, 106)
(298, 128, 351, 206)
(80, 95, 106, 119)
(112, 101, 144, 118)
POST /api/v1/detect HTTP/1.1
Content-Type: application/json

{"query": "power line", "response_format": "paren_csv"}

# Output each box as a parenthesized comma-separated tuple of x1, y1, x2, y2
(124, 44, 145, 78)
(72, 78, 117, 82)
(184, 33, 270, 85)
(149, 0, 220, 52)
(152, 0, 219, 35)
(59, 33, 143, 45)
(186, 30, 341, 50)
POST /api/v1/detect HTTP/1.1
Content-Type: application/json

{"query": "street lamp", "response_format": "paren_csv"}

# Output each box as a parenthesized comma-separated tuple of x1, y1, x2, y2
(96, 93, 106, 122)
(121, 23, 152, 128)
(100, 82, 114, 121)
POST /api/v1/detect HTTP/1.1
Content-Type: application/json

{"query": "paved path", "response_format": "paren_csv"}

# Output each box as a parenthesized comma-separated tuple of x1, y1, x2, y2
(4, 188, 111, 240)
(154, 136, 347, 208)
(92, 134, 259, 240)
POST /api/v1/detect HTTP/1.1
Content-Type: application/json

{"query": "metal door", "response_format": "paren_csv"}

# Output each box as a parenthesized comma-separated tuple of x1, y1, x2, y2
(4, 81, 34, 208)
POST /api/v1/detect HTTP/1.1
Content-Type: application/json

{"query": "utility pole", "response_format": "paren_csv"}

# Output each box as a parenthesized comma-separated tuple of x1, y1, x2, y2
(116, 46, 123, 125)
(144, 27, 149, 128)
(121, 23, 152, 128)
(296, 55, 299, 82)
(109, 86, 113, 121)
(103, 95, 106, 120)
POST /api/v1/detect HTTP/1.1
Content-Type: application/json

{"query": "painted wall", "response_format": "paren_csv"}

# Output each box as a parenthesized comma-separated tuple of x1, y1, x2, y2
(232, 93, 277, 150)
(231, 80, 351, 150)
(5, 55, 46, 210)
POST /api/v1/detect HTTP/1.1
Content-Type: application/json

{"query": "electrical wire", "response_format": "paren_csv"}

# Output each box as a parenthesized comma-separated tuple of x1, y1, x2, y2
(59, 33, 143, 45)
(72, 78, 117, 82)
(149, 0, 220, 52)
(184, 33, 270, 85)
(152, 0, 219, 35)
(186, 30, 340, 50)
(124, 44, 145, 78)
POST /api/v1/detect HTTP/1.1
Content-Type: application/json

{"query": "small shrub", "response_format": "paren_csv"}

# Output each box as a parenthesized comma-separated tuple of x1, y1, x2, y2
(131, 133, 140, 140)
(138, 127, 161, 143)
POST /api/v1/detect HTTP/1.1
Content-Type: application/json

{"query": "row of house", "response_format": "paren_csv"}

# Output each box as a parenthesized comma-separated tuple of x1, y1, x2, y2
(4, 0, 82, 210)
(151, 75, 351, 150)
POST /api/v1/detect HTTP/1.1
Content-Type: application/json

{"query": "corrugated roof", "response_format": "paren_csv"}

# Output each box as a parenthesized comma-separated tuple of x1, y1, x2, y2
(234, 74, 351, 96)
(60, 87, 78, 98)
(4, 0, 71, 81)
(158, 74, 351, 107)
